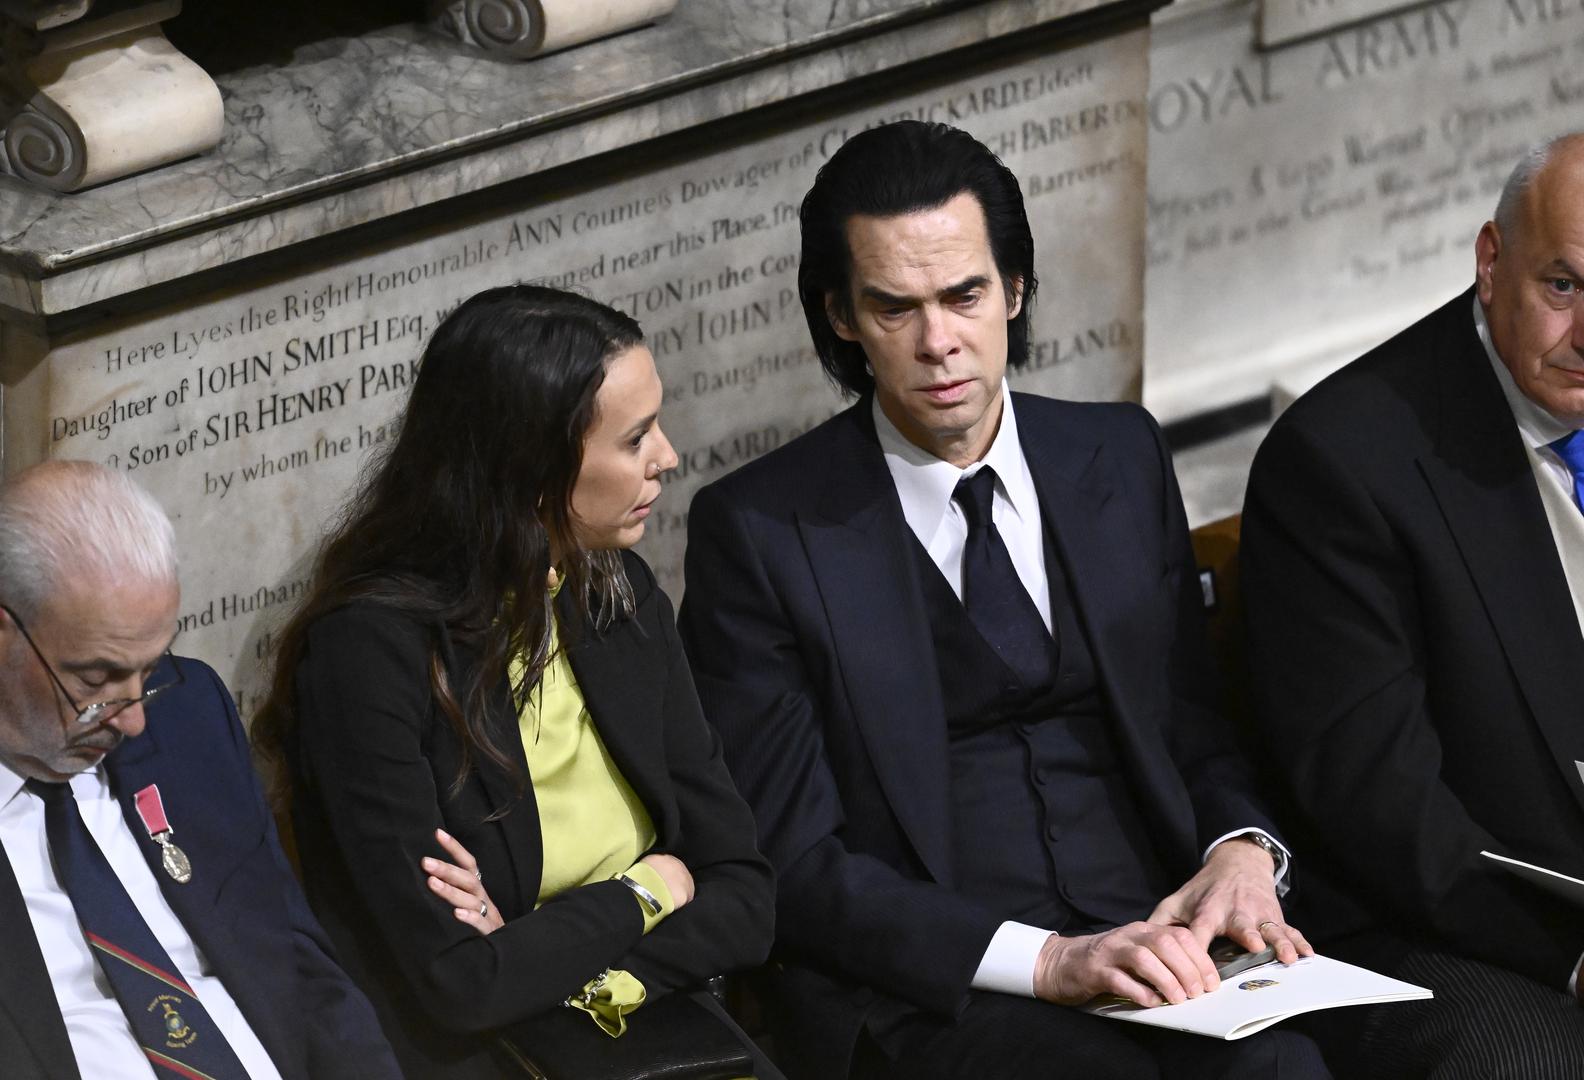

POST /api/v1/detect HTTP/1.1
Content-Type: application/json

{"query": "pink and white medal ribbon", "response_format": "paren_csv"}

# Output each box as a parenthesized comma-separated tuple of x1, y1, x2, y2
(134, 784, 192, 884)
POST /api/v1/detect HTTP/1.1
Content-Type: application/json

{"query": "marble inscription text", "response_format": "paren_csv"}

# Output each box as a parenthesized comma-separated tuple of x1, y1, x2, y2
(1144, 0, 1584, 418)
(25, 31, 1147, 717)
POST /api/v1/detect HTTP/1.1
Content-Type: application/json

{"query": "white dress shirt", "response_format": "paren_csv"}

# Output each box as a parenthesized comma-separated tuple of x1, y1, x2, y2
(1475, 295, 1579, 494)
(1474, 295, 1584, 997)
(0, 759, 283, 1080)
(874, 381, 1052, 632)
(872, 389, 1289, 997)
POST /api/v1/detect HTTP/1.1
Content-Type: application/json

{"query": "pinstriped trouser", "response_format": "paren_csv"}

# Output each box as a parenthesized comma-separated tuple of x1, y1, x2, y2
(1312, 947, 1584, 1080)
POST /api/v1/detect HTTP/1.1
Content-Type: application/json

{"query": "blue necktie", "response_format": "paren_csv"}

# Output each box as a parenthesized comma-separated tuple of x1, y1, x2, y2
(28, 779, 249, 1080)
(954, 466, 1057, 687)
(1550, 430, 1584, 512)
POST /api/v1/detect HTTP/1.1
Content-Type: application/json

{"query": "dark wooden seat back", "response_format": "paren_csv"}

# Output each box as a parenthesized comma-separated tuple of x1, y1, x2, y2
(1189, 514, 1251, 736)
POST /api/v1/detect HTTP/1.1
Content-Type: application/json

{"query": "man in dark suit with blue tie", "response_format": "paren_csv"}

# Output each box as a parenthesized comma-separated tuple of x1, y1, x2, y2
(1241, 135, 1584, 1076)
(0, 460, 398, 1080)
(678, 121, 1328, 1080)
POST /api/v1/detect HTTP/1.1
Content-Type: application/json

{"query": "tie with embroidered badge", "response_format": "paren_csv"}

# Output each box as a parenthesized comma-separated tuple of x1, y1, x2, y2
(29, 779, 248, 1080)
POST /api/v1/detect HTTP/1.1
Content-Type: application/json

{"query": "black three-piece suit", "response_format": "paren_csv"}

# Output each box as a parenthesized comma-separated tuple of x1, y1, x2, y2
(680, 392, 1312, 1078)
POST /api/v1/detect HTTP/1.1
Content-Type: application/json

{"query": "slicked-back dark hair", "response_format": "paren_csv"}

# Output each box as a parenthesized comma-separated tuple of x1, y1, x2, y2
(254, 285, 643, 807)
(798, 121, 1038, 396)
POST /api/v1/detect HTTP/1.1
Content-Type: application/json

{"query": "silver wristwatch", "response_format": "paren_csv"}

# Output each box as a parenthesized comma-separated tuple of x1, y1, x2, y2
(1241, 831, 1286, 876)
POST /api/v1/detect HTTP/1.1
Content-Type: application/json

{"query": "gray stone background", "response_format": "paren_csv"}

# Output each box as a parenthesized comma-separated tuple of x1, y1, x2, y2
(1, 0, 1574, 719)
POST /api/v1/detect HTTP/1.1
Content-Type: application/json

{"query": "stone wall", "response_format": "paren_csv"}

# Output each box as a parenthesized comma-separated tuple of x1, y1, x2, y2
(1144, 0, 1584, 420)
(8, 23, 1150, 717)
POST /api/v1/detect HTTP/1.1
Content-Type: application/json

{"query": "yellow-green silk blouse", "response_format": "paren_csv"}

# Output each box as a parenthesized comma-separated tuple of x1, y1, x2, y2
(510, 609, 674, 1036)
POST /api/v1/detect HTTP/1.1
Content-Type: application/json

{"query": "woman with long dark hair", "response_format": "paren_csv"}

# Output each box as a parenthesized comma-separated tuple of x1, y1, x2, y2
(253, 285, 774, 1079)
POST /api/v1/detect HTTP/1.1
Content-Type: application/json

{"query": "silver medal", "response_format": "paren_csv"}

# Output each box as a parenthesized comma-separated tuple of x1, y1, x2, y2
(159, 838, 192, 884)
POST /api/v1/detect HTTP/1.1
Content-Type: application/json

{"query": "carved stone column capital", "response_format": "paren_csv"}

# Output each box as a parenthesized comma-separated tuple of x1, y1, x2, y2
(0, 0, 222, 192)
(0, 3, 93, 32)
(429, 0, 678, 61)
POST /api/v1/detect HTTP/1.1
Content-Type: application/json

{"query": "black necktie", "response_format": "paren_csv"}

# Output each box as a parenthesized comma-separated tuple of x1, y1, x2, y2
(28, 779, 250, 1080)
(953, 466, 1057, 687)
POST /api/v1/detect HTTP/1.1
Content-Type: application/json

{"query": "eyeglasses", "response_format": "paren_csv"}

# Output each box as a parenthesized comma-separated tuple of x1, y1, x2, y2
(1, 604, 183, 724)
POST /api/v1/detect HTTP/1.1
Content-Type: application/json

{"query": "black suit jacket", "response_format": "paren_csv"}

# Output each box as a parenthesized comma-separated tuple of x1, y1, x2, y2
(287, 549, 774, 1079)
(679, 392, 1281, 1079)
(1242, 287, 1584, 990)
(0, 656, 398, 1080)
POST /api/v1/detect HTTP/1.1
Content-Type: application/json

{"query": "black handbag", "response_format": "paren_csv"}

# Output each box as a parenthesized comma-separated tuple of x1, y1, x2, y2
(496, 990, 757, 1080)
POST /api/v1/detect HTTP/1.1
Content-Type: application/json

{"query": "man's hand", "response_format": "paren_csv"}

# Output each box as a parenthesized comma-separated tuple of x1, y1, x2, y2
(1148, 837, 1313, 964)
(1034, 923, 1219, 1007)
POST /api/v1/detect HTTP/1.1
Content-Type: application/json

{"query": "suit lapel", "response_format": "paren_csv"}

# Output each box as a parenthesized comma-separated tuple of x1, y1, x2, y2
(431, 621, 543, 908)
(563, 591, 674, 841)
(102, 729, 304, 1067)
(0, 837, 79, 1078)
(1418, 296, 1584, 815)
(1019, 411, 1166, 777)
(102, 726, 209, 912)
(102, 732, 248, 968)
(798, 405, 955, 884)
(445, 601, 669, 906)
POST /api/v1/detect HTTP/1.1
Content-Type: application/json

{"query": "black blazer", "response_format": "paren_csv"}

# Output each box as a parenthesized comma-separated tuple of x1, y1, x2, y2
(679, 393, 1282, 1080)
(1242, 287, 1584, 989)
(287, 550, 773, 1080)
(0, 656, 399, 1080)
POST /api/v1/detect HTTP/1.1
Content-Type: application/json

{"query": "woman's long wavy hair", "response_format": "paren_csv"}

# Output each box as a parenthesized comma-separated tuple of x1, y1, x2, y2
(253, 285, 643, 806)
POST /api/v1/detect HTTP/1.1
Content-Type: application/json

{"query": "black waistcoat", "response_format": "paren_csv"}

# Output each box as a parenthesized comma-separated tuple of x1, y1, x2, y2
(909, 516, 1174, 933)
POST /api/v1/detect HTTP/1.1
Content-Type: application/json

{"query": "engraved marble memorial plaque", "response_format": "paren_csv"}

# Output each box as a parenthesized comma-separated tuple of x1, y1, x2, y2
(1259, 0, 1430, 47)
(9, 28, 1149, 719)
(1144, 0, 1584, 421)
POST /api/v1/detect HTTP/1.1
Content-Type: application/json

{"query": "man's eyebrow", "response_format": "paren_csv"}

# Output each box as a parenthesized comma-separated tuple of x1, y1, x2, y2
(858, 275, 993, 306)
(941, 275, 992, 297)
(60, 632, 179, 675)
(859, 285, 915, 306)
(1542, 258, 1584, 280)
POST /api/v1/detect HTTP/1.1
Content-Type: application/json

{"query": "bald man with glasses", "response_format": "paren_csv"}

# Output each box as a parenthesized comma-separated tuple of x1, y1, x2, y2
(0, 460, 398, 1080)
(1, 603, 185, 726)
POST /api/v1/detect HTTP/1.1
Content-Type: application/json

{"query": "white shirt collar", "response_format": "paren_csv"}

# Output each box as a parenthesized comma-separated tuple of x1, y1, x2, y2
(0, 757, 24, 812)
(1474, 293, 1573, 450)
(0, 757, 110, 813)
(872, 385, 1040, 545)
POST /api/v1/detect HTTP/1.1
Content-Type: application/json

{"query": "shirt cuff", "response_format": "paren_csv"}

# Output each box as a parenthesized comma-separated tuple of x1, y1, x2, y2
(970, 920, 1053, 997)
(1204, 828, 1292, 897)
(566, 969, 647, 1036)
(616, 863, 675, 933)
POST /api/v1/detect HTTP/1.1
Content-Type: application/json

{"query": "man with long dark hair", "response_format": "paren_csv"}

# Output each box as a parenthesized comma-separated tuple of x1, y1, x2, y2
(680, 122, 1327, 1079)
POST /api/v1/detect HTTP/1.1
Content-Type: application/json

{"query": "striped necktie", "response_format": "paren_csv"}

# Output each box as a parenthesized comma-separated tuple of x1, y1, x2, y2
(28, 779, 249, 1080)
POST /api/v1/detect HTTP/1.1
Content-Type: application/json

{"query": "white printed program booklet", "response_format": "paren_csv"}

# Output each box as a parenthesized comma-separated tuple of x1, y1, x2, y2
(1481, 850, 1584, 906)
(1085, 955, 1431, 1040)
